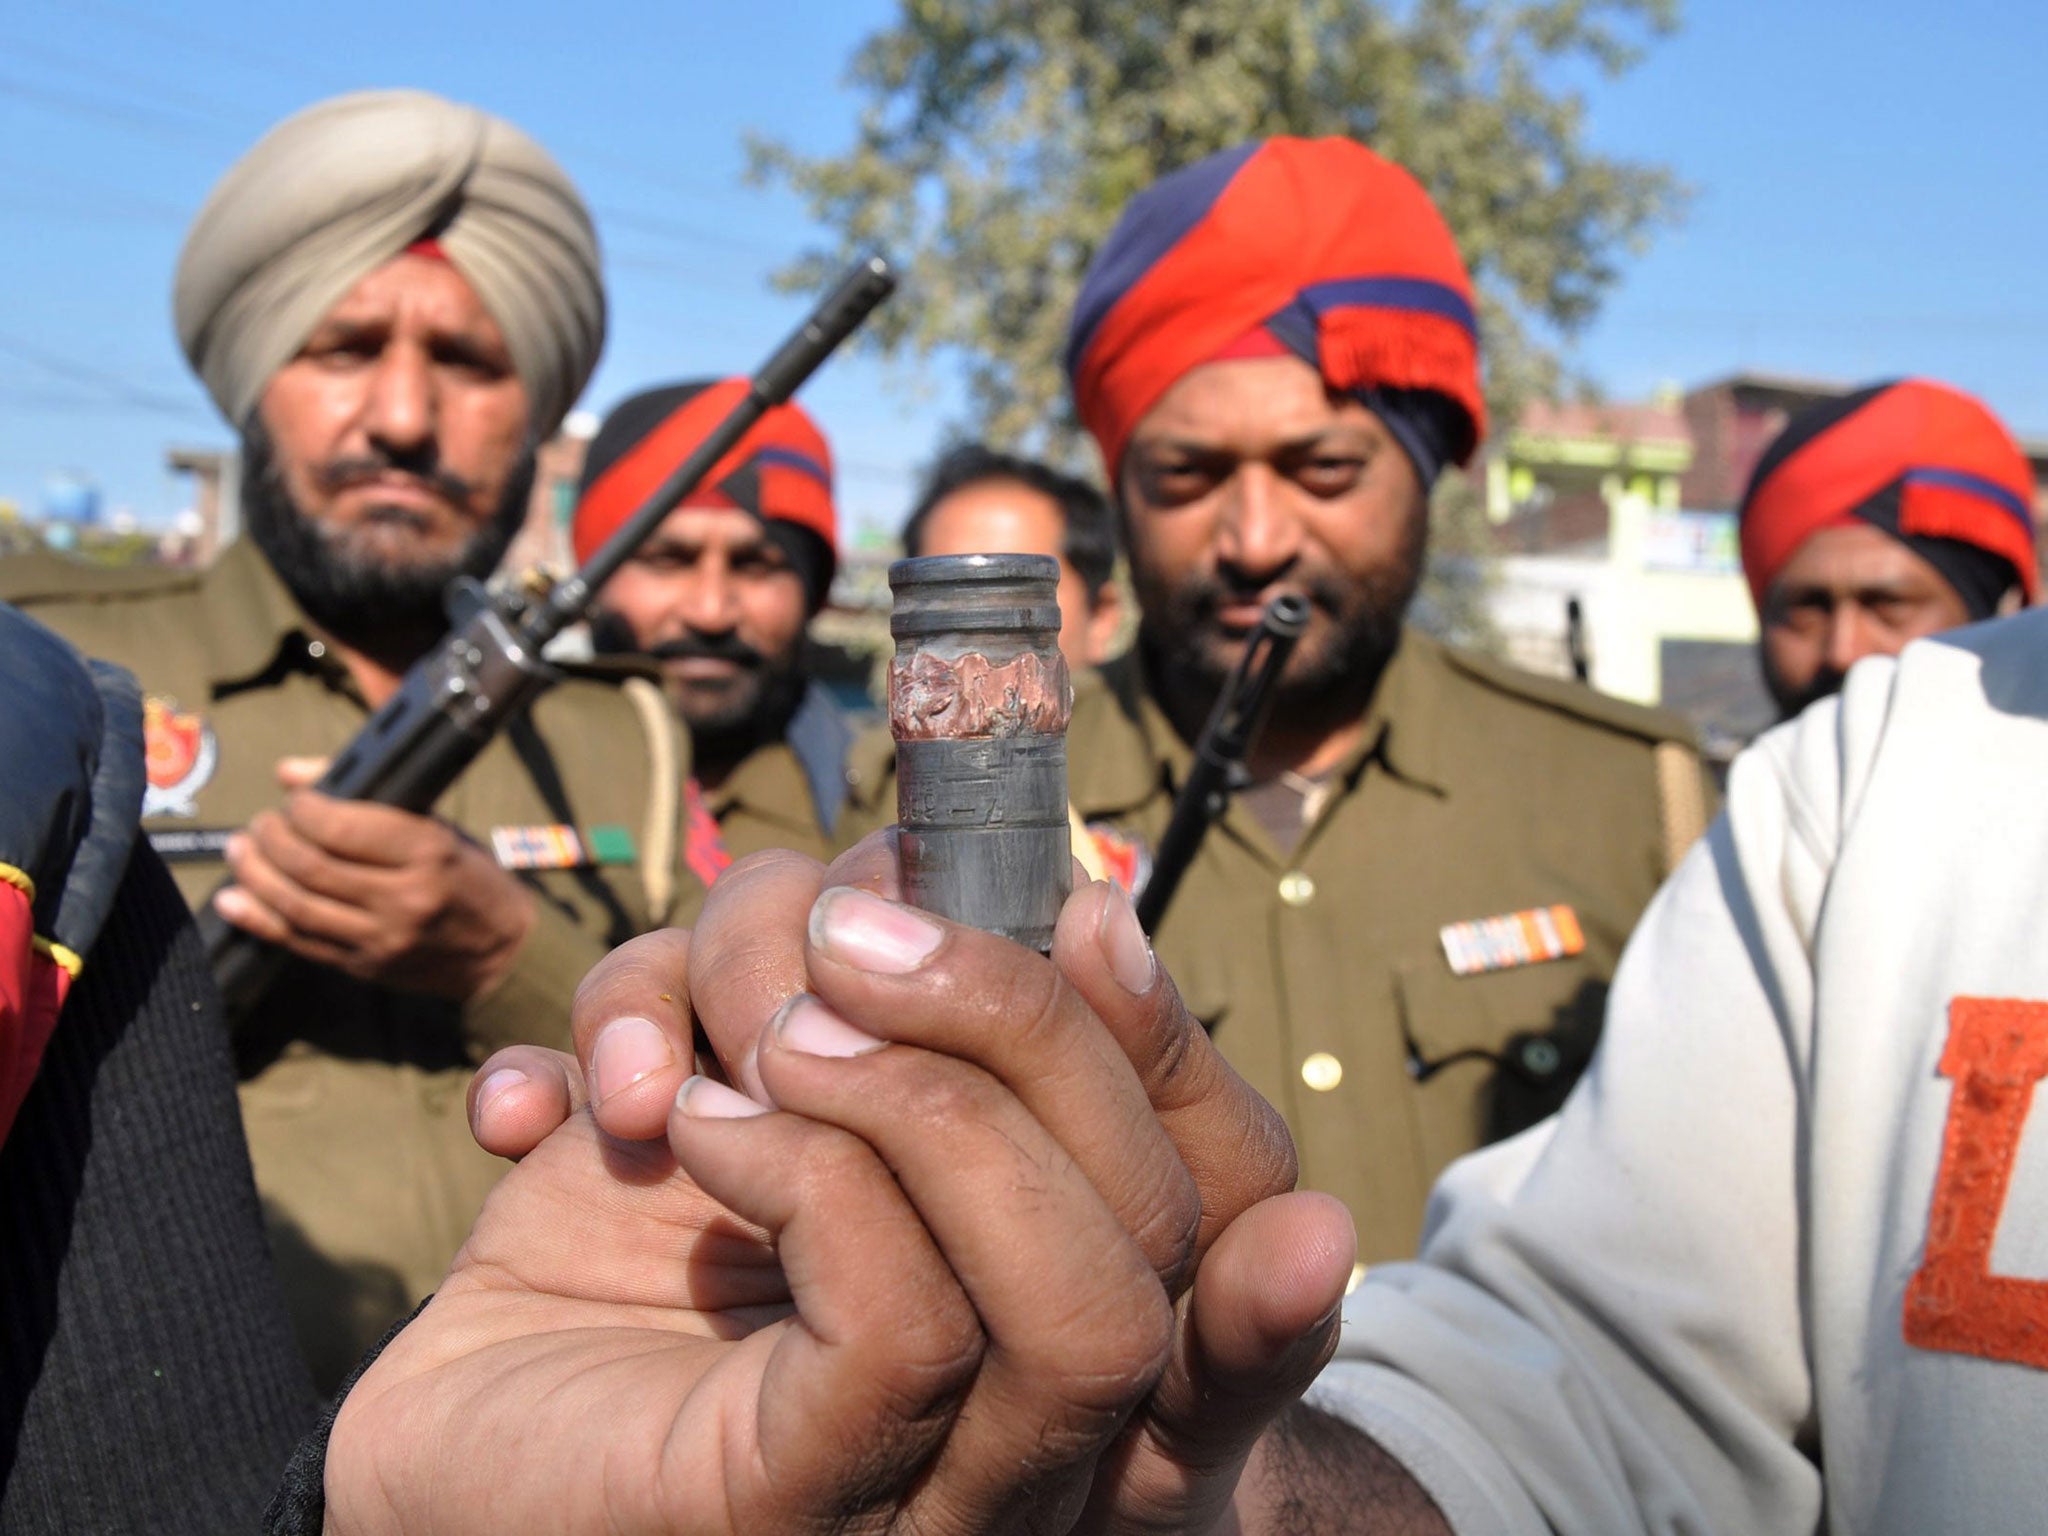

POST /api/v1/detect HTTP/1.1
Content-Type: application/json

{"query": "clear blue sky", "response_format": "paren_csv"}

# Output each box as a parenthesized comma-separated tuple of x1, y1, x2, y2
(2, 0, 2043, 533)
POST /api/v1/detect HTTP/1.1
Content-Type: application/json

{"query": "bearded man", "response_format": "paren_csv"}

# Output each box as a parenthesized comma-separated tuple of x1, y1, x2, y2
(573, 381, 857, 897)
(859, 137, 1716, 1260)
(1, 90, 693, 1388)
(1739, 377, 2038, 720)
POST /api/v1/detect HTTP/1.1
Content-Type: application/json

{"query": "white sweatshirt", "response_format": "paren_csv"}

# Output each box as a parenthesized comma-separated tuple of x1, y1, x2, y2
(1311, 609, 2048, 1536)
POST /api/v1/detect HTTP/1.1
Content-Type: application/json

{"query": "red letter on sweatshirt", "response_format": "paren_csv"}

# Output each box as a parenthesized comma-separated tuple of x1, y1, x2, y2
(1905, 997, 2048, 1369)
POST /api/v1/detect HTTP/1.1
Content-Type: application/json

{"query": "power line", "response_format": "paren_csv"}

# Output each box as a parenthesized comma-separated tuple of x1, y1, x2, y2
(0, 73, 238, 149)
(0, 333, 206, 420)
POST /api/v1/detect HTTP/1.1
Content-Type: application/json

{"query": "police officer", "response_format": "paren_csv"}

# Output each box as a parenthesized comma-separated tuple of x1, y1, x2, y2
(857, 137, 1713, 1264)
(1738, 377, 2038, 720)
(899, 443, 1126, 671)
(573, 380, 856, 900)
(2, 90, 692, 1387)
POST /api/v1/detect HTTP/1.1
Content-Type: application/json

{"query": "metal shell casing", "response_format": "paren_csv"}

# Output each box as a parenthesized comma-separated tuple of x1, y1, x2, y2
(889, 553, 1073, 949)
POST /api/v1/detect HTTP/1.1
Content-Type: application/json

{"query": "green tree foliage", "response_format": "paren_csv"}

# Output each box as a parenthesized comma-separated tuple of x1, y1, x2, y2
(752, 0, 1685, 462)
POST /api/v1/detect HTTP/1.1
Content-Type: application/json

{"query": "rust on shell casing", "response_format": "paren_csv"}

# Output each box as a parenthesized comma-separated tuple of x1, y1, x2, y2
(888, 554, 1073, 949)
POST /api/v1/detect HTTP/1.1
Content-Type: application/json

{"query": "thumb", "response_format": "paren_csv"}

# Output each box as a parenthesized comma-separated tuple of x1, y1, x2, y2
(1081, 1190, 1356, 1532)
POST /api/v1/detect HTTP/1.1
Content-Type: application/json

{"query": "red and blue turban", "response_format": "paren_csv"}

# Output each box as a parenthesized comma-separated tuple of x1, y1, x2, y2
(1066, 136, 1485, 486)
(574, 377, 838, 605)
(1740, 379, 2038, 616)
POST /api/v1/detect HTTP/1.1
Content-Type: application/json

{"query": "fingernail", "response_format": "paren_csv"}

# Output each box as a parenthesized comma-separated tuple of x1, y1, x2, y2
(214, 887, 251, 921)
(1098, 882, 1156, 995)
(675, 1075, 771, 1119)
(474, 1067, 527, 1120)
(809, 886, 942, 974)
(773, 993, 887, 1058)
(222, 833, 247, 865)
(590, 1015, 675, 1103)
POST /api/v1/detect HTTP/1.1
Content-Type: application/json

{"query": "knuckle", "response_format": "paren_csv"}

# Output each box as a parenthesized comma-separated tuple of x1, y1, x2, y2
(894, 1060, 1003, 1136)
(1027, 1276, 1175, 1425)
(1128, 1159, 1203, 1288)
(571, 930, 691, 1021)
(878, 1286, 984, 1415)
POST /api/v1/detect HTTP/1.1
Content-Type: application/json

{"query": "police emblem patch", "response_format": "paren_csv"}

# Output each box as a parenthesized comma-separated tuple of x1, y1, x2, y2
(1440, 904, 1585, 977)
(142, 694, 218, 818)
(1082, 820, 1152, 898)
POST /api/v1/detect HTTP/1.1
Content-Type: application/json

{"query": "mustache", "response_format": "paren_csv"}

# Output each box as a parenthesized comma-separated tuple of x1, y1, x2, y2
(1182, 571, 1350, 623)
(314, 454, 478, 508)
(648, 633, 766, 669)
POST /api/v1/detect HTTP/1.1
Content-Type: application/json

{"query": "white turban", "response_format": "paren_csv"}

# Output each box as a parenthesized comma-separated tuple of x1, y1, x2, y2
(173, 89, 605, 437)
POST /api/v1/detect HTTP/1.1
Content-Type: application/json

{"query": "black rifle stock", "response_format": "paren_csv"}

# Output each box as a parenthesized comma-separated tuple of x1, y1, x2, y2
(201, 253, 897, 1020)
(1132, 593, 1310, 934)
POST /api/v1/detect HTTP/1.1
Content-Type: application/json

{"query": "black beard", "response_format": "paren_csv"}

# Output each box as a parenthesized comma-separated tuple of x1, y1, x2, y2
(1133, 518, 1426, 753)
(239, 417, 535, 654)
(1763, 654, 1845, 723)
(588, 609, 809, 774)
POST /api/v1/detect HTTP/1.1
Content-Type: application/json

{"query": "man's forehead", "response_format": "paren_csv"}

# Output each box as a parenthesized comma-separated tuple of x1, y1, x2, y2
(930, 478, 1063, 533)
(646, 503, 778, 550)
(1772, 522, 1952, 594)
(1129, 355, 1380, 450)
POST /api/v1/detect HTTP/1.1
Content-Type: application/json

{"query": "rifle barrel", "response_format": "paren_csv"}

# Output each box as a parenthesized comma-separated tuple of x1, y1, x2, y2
(1133, 593, 1309, 933)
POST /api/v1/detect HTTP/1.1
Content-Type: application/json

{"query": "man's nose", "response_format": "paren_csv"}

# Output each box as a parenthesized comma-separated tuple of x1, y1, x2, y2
(1824, 604, 1882, 675)
(1214, 464, 1304, 584)
(675, 561, 741, 633)
(361, 345, 435, 456)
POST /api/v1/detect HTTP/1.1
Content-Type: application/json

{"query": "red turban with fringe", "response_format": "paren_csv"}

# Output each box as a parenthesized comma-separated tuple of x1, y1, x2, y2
(1065, 137, 1486, 481)
(1740, 379, 2038, 611)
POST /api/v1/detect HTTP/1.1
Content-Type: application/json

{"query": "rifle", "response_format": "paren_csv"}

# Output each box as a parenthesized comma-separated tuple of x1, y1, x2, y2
(201, 253, 898, 1020)
(1132, 593, 1309, 934)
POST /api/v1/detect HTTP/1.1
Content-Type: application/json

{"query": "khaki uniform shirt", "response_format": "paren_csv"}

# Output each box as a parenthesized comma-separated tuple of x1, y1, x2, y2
(668, 740, 841, 927)
(847, 630, 1712, 1263)
(3, 542, 694, 1386)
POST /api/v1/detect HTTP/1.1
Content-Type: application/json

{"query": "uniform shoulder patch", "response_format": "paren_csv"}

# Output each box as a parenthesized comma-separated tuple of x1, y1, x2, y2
(141, 694, 217, 818)
(1439, 639, 1701, 749)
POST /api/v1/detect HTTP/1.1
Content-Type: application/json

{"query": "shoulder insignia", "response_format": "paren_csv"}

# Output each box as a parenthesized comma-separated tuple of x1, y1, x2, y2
(141, 694, 217, 818)
(1440, 905, 1584, 977)
(1440, 641, 1701, 748)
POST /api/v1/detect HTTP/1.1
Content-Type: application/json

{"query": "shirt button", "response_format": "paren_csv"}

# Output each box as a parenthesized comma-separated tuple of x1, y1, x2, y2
(1301, 1051, 1343, 1091)
(1277, 870, 1316, 906)
(306, 639, 326, 659)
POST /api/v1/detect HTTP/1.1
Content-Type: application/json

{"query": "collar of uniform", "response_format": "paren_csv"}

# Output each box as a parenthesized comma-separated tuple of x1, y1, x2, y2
(706, 737, 821, 834)
(1347, 627, 1450, 797)
(200, 539, 334, 694)
(1069, 632, 1451, 814)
